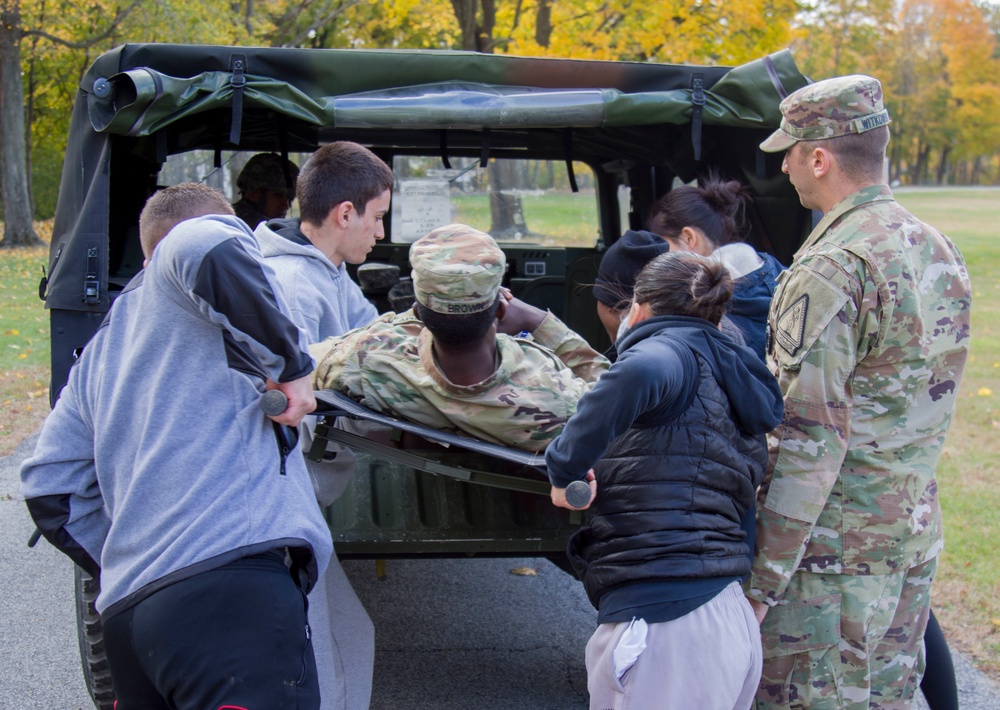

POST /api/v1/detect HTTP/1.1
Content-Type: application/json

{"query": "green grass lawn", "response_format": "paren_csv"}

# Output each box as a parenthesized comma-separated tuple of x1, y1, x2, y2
(893, 188, 1000, 672)
(0, 240, 50, 450)
(452, 191, 600, 245)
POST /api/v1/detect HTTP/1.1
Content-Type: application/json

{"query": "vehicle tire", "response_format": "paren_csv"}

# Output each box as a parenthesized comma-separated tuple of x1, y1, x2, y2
(74, 565, 116, 710)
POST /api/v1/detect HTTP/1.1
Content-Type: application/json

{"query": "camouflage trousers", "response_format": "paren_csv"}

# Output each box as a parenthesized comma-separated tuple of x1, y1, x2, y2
(754, 558, 937, 710)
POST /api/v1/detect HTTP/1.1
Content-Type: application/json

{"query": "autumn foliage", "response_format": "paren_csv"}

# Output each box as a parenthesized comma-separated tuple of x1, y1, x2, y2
(2, 0, 999, 237)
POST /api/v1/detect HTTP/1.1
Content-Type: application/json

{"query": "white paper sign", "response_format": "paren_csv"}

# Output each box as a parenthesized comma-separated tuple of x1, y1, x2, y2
(398, 179, 452, 243)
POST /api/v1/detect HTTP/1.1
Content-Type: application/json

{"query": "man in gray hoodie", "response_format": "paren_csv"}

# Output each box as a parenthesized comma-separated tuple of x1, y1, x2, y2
(21, 183, 331, 708)
(255, 141, 394, 710)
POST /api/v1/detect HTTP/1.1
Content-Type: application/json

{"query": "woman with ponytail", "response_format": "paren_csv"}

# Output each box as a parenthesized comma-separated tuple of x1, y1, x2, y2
(647, 177, 785, 360)
(546, 251, 784, 709)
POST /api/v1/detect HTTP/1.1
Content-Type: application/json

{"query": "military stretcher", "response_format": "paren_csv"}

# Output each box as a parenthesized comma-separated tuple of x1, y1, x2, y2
(306, 389, 587, 559)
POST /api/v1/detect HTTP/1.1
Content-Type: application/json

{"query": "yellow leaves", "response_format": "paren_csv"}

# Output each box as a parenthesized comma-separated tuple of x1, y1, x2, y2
(535, 0, 798, 65)
(4, 329, 18, 336)
(978, 387, 993, 397)
(304, 0, 797, 66)
(17, 353, 27, 360)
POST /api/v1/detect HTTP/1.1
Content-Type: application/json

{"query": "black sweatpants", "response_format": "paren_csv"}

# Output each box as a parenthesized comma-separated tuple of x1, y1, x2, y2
(102, 550, 319, 710)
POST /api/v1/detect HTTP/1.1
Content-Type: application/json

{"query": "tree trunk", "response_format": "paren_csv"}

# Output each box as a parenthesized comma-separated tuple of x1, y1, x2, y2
(449, 0, 479, 51)
(888, 141, 901, 184)
(488, 160, 528, 239)
(935, 146, 950, 185)
(535, 0, 552, 47)
(0, 0, 41, 248)
(970, 155, 983, 185)
(447, 0, 527, 237)
(912, 142, 931, 185)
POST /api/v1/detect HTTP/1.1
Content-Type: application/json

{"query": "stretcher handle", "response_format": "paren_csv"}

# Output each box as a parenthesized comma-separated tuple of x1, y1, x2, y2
(565, 479, 593, 508)
(260, 389, 289, 416)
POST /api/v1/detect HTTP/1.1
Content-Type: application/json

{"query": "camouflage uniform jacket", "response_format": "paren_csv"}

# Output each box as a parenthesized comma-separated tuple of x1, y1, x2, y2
(311, 309, 610, 452)
(748, 184, 971, 605)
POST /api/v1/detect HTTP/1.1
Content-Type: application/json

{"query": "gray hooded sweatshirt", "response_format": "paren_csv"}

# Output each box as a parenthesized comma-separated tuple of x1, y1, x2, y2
(21, 215, 333, 616)
(254, 218, 377, 343)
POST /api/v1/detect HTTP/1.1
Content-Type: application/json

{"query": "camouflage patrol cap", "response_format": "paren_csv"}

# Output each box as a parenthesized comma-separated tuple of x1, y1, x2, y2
(410, 224, 506, 315)
(236, 153, 299, 196)
(760, 75, 890, 153)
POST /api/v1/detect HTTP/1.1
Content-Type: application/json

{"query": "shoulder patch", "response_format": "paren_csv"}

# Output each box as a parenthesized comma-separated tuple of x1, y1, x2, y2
(768, 260, 852, 370)
(775, 294, 808, 357)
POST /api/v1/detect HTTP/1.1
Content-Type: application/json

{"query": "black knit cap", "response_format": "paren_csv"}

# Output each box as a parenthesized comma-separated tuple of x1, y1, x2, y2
(594, 230, 671, 307)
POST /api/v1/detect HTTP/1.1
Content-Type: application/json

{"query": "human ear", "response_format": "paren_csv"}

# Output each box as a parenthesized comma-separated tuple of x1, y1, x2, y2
(628, 300, 650, 326)
(811, 148, 831, 179)
(334, 201, 354, 227)
(681, 226, 712, 256)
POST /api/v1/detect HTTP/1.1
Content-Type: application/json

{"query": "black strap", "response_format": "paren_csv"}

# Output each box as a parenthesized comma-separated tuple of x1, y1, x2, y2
(763, 55, 790, 100)
(229, 54, 247, 145)
(439, 130, 452, 169)
(479, 127, 491, 168)
(757, 55, 790, 178)
(691, 73, 705, 162)
(212, 115, 223, 168)
(564, 129, 579, 193)
(277, 118, 294, 191)
(84, 244, 100, 305)
(155, 129, 167, 164)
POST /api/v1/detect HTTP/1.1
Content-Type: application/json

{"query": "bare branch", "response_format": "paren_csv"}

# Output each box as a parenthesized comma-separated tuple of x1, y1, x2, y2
(279, 0, 365, 48)
(22, 0, 143, 49)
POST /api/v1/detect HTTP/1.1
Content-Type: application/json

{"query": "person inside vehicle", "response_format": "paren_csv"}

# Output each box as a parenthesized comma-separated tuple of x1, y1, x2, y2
(232, 152, 300, 227)
(21, 183, 329, 708)
(310, 223, 610, 453)
(546, 250, 784, 710)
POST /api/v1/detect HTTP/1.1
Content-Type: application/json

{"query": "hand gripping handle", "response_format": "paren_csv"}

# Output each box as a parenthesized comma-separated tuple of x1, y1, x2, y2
(565, 479, 592, 509)
(260, 389, 288, 416)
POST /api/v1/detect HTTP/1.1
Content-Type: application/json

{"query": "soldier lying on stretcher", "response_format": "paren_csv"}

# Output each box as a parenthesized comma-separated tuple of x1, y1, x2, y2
(309, 224, 610, 453)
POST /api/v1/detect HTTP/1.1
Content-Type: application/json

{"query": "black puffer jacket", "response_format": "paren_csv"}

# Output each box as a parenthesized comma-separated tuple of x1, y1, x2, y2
(545, 315, 783, 608)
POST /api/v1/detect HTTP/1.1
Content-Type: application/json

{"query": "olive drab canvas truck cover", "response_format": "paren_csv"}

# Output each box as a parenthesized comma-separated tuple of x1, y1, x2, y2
(44, 43, 812, 562)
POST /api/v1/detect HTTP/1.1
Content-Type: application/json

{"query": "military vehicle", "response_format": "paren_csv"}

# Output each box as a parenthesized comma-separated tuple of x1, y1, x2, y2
(41, 42, 811, 707)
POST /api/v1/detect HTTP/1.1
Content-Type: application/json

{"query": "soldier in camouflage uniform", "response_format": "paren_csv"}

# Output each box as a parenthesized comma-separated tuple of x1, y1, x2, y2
(747, 75, 972, 709)
(311, 224, 609, 453)
(232, 152, 299, 227)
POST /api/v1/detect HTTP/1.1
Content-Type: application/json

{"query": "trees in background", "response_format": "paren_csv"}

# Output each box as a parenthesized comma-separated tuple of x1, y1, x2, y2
(794, 0, 1000, 185)
(1, 0, 998, 246)
(891, 0, 1000, 184)
(0, 0, 252, 247)
(2, 0, 44, 247)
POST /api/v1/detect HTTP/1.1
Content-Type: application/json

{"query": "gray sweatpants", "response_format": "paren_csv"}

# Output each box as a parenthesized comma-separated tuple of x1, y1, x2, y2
(308, 549, 374, 710)
(585, 581, 762, 710)
(303, 431, 374, 710)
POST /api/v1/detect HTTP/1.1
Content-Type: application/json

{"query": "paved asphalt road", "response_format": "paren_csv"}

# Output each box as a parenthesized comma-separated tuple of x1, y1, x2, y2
(3, 433, 999, 709)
